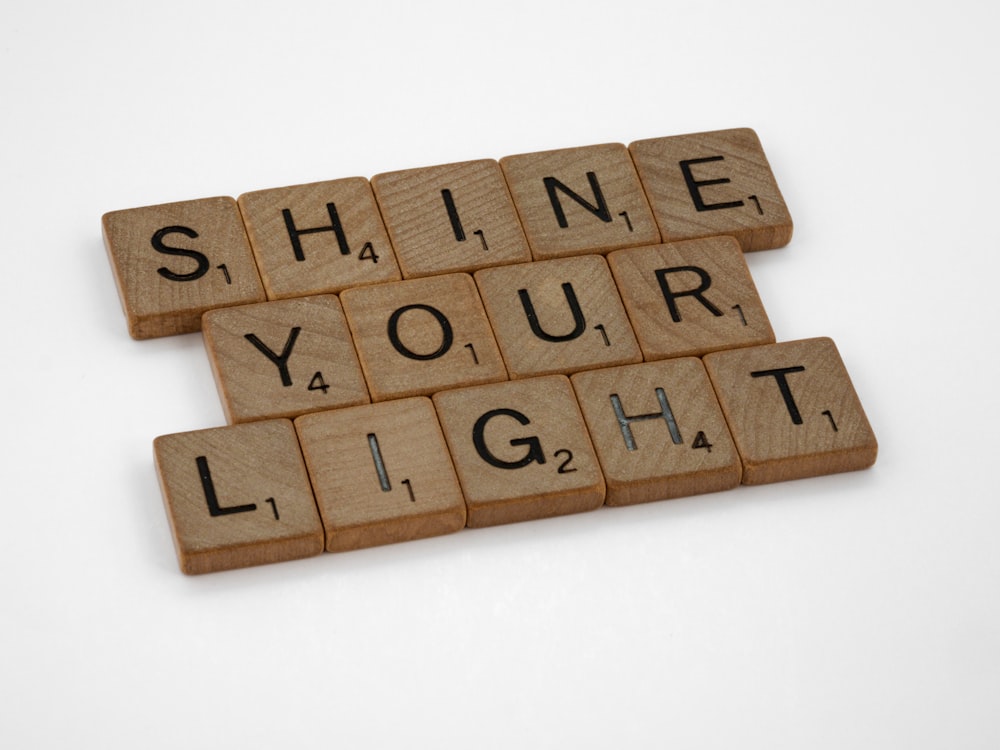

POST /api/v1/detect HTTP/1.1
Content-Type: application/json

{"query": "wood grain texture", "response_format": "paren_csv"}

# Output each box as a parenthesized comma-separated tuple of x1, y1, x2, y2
(340, 273, 507, 401)
(629, 128, 793, 252)
(371, 159, 532, 278)
(102, 196, 266, 339)
(153, 419, 324, 574)
(571, 359, 741, 506)
(607, 236, 775, 359)
(295, 397, 466, 552)
(237, 177, 400, 300)
(433, 375, 605, 528)
(474, 255, 642, 379)
(202, 295, 370, 424)
(703, 337, 878, 485)
(500, 142, 660, 259)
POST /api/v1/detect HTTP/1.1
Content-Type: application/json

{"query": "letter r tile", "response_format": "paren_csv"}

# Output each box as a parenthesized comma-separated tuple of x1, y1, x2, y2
(500, 142, 660, 259)
(703, 337, 878, 485)
(629, 128, 793, 252)
(295, 397, 466, 552)
(102, 196, 266, 339)
(153, 419, 324, 574)
(202, 295, 370, 424)
(607, 236, 775, 359)
(433, 376, 605, 528)
(571, 359, 741, 506)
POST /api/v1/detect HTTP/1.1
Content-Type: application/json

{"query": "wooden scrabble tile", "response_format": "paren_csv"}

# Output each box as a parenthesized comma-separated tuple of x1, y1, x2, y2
(103, 196, 266, 339)
(607, 236, 775, 359)
(153, 419, 324, 574)
(202, 295, 370, 424)
(340, 273, 507, 401)
(433, 376, 605, 528)
(371, 159, 532, 278)
(629, 128, 793, 252)
(571, 359, 740, 506)
(237, 177, 401, 300)
(500, 142, 660, 259)
(474, 255, 642, 379)
(703, 337, 877, 485)
(295, 397, 466, 552)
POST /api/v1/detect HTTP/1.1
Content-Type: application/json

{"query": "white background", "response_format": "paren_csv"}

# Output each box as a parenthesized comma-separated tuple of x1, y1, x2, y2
(2, 1, 997, 747)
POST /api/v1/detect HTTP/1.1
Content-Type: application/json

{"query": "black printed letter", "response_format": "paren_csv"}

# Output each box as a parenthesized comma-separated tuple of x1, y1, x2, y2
(152, 226, 210, 282)
(543, 172, 612, 228)
(387, 304, 454, 360)
(282, 203, 350, 262)
(244, 327, 301, 387)
(654, 266, 723, 322)
(518, 284, 587, 342)
(751, 366, 807, 424)
(472, 408, 546, 470)
(679, 156, 745, 212)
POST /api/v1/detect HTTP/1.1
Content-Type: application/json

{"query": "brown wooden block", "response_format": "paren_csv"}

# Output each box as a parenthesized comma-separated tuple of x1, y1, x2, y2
(474, 255, 642, 379)
(433, 376, 605, 528)
(607, 236, 775, 359)
(153, 419, 324, 574)
(703, 337, 878, 485)
(371, 159, 532, 278)
(102, 196, 266, 339)
(237, 177, 400, 300)
(340, 273, 507, 401)
(629, 128, 793, 252)
(295, 397, 466, 552)
(202, 295, 369, 424)
(500, 142, 660, 259)
(571, 359, 740, 506)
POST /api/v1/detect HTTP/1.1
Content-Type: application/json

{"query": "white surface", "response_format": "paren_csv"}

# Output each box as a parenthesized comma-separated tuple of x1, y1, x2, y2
(2, 1, 997, 747)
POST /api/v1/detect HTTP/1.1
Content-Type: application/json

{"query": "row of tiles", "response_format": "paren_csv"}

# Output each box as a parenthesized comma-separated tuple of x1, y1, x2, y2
(203, 236, 776, 424)
(103, 128, 793, 339)
(155, 338, 878, 574)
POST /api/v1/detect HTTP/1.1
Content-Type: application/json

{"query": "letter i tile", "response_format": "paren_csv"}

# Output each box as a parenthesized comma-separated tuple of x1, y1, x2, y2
(294, 397, 466, 552)
(153, 419, 324, 574)
(433, 376, 605, 528)
(202, 295, 370, 424)
(702, 337, 878, 484)
(371, 159, 532, 278)
(571, 359, 741, 506)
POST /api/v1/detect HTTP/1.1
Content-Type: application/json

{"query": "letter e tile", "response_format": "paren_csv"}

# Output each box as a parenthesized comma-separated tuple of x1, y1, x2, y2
(153, 419, 324, 574)
(202, 295, 370, 424)
(102, 196, 266, 339)
(629, 128, 793, 252)
(295, 398, 466, 551)
(703, 337, 878, 484)
(433, 376, 605, 527)
(571, 359, 741, 506)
